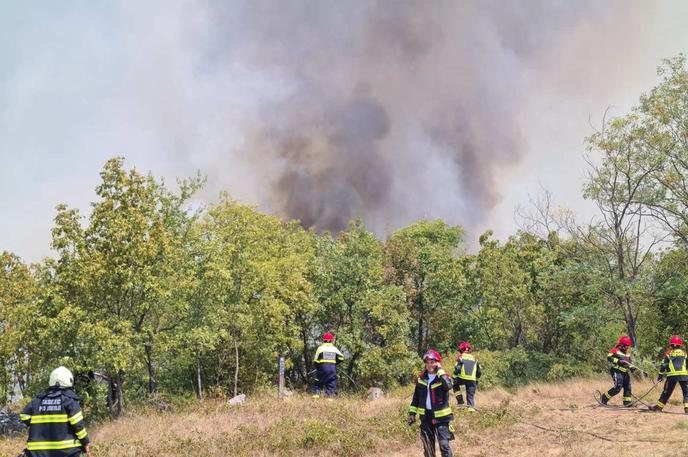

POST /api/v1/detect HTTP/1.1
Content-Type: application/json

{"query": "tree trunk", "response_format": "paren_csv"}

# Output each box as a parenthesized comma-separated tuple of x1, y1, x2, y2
(233, 338, 239, 397)
(622, 296, 638, 348)
(108, 371, 124, 417)
(144, 339, 157, 395)
(301, 327, 311, 382)
(195, 347, 203, 400)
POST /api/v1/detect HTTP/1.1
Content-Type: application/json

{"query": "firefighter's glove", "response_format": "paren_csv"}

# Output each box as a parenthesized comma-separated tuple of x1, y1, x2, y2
(657, 374, 665, 382)
(448, 423, 456, 441)
(407, 415, 416, 426)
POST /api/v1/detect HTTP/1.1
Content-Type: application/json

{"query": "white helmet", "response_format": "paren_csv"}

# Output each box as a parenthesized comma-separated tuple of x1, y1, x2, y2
(49, 366, 74, 388)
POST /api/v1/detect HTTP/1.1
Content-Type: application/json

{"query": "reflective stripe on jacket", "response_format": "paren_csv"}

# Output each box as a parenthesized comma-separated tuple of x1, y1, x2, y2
(661, 349, 688, 377)
(21, 387, 89, 457)
(408, 369, 454, 423)
(314, 343, 345, 365)
(607, 347, 630, 373)
(453, 354, 481, 382)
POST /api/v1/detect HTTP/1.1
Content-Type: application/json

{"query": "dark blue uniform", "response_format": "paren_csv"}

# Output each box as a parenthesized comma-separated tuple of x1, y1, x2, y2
(20, 387, 90, 457)
(656, 348, 688, 412)
(409, 368, 455, 457)
(452, 353, 481, 409)
(602, 346, 632, 406)
(313, 342, 344, 397)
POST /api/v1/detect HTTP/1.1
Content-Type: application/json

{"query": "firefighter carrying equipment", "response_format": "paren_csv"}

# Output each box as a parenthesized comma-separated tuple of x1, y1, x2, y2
(604, 346, 633, 405)
(20, 386, 89, 457)
(654, 346, 688, 413)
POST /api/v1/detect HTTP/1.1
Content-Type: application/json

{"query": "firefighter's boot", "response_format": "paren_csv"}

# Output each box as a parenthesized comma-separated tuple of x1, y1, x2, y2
(455, 393, 464, 406)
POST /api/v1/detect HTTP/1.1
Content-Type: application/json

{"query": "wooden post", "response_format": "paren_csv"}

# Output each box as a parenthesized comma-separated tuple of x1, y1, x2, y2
(278, 355, 285, 399)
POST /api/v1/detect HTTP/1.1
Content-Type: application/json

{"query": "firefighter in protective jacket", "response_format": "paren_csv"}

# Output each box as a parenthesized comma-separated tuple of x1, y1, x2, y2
(652, 335, 688, 414)
(408, 349, 454, 457)
(20, 366, 92, 457)
(312, 332, 345, 398)
(452, 342, 481, 411)
(600, 335, 634, 406)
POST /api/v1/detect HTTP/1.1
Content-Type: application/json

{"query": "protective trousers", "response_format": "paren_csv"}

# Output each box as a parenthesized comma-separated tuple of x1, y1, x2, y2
(606, 371, 632, 405)
(419, 410, 453, 457)
(657, 378, 688, 409)
(316, 364, 337, 397)
(453, 380, 477, 407)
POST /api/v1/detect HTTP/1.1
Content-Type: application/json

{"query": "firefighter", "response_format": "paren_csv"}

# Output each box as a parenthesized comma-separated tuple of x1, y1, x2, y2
(452, 341, 481, 411)
(651, 335, 688, 414)
(407, 349, 454, 457)
(19, 366, 92, 457)
(600, 335, 634, 406)
(312, 332, 345, 398)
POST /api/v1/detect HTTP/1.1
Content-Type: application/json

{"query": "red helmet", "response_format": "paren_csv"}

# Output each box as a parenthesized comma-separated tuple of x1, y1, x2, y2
(459, 342, 472, 352)
(617, 335, 631, 347)
(669, 335, 683, 347)
(422, 349, 442, 362)
(323, 332, 334, 342)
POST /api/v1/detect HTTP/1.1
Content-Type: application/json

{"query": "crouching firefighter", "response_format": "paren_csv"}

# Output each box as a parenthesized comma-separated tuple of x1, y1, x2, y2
(651, 335, 688, 414)
(20, 366, 92, 457)
(601, 335, 634, 406)
(312, 332, 345, 398)
(453, 342, 481, 411)
(408, 349, 455, 457)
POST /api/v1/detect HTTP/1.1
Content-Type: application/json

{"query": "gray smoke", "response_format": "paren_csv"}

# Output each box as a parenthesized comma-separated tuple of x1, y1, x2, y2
(195, 0, 608, 233)
(4, 0, 686, 262)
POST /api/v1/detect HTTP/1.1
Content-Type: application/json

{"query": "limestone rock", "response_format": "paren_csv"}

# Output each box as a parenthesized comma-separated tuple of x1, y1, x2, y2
(366, 387, 385, 401)
(228, 394, 246, 405)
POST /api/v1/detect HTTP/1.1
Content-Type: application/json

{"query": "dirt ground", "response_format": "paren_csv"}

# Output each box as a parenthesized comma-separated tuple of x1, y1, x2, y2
(2, 377, 687, 457)
(395, 377, 688, 457)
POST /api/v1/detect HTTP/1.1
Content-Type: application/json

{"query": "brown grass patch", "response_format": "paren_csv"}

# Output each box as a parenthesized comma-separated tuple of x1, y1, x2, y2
(2, 376, 688, 456)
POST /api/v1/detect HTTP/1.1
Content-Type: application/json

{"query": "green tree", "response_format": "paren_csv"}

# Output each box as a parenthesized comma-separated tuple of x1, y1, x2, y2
(385, 220, 464, 354)
(193, 196, 317, 394)
(50, 157, 203, 414)
(310, 221, 413, 388)
(583, 111, 662, 347)
(0, 252, 37, 401)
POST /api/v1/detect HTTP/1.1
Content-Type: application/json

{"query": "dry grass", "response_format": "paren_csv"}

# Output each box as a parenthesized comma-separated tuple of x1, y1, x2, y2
(2, 376, 688, 457)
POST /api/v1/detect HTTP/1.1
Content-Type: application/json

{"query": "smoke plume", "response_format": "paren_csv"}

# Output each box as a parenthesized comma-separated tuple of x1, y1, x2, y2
(4, 0, 685, 262)
(198, 1, 615, 233)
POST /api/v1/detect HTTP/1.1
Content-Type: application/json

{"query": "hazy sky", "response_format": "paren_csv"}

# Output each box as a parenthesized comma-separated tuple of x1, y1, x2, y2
(2, 1, 688, 263)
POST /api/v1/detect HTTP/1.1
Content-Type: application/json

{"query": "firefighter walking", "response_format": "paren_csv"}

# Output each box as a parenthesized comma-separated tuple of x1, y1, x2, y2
(19, 366, 92, 457)
(651, 335, 688, 414)
(312, 332, 345, 398)
(408, 349, 455, 457)
(452, 341, 481, 411)
(600, 335, 634, 406)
